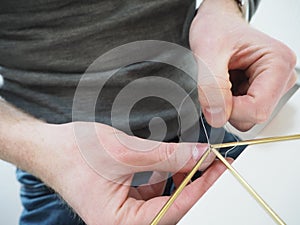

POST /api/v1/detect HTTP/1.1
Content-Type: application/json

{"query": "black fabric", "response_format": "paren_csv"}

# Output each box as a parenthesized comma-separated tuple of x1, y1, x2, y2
(0, 0, 199, 141)
(0, 0, 194, 73)
(0, 0, 261, 140)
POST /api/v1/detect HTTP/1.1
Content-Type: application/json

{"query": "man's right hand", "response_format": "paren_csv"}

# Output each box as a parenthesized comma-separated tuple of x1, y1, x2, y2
(30, 121, 226, 225)
(0, 98, 228, 225)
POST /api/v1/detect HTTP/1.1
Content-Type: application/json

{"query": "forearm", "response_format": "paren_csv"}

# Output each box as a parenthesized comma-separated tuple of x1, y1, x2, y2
(190, 0, 245, 69)
(0, 98, 50, 176)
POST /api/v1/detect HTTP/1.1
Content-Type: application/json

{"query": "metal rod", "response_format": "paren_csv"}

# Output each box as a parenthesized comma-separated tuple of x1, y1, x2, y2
(150, 134, 300, 224)
(150, 148, 211, 225)
(211, 148, 286, 225)
(211, 134, 300, 149)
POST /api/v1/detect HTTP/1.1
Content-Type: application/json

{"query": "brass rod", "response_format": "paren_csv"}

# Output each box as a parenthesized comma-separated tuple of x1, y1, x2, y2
(211, 148, 286, 225)
(211, 134, 300, 149)
(150, 133, 300, 225)
(150, 148, 211, 225)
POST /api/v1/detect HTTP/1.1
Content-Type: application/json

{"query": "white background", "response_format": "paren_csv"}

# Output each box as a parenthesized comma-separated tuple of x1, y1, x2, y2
(1, 0, 300, 224)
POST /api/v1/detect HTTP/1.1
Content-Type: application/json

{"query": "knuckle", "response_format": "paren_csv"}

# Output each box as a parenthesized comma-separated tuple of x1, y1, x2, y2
(283, 52, 297, 70)
(275, 42, 297, 69)
(253, 106, 271, 124)
(111, 144, 131, 164)
(158, 143, 176, 163)
(198, 77, 232, 108)
(289, 71, 298, 87)
(199, 75, 232, 90)
(285, 49, 297, 68)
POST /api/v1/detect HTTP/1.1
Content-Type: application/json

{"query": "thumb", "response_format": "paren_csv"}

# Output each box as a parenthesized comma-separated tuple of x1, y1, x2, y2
(108, 132, 214, 174)
(195, 54, 233, 127)
(142, 141, 214, 173)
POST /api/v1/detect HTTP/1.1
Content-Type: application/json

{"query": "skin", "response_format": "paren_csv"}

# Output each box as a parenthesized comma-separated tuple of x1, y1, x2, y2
(0, 0, 297, 224)
(0, 99, 226, 225)
(190, 0, 297, 131)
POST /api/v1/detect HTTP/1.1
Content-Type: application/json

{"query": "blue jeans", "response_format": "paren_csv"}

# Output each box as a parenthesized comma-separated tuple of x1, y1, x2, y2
(17, 171, 85, 225)
(17, 122, 245, 225)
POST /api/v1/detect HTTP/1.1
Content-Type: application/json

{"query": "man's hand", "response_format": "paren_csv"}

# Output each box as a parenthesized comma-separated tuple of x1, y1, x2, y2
(0, 98, 226, 225)
(190, 0, 297, 131)
(29, 122, 227, 225)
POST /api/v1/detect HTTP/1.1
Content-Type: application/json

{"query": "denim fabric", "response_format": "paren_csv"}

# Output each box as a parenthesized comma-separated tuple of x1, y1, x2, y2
(16, 121, 246, 225)
(17, 171, 85, 225)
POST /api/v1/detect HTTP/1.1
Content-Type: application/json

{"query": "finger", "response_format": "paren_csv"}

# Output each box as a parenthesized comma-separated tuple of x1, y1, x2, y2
(158, 158, 232, 224)
(119, 159, 231, 225)
(230, 60, 296, 131)
(285, 69, 298, 93)
(230, 69, 297, 131)
(194, 52, 233, 128)
(147, 142, 215, 173)
(172, 173, 187, 190)
(129, 171, 168, 200)
(229, 118, 255, 132)
(100, 125, 215, 174)
(125, 140, 215, 174)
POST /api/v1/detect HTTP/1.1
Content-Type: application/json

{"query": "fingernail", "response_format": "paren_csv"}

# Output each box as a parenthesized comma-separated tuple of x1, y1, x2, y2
(205, 107, 223, 114)
(204, 107, 225, 126)
(192, 147, 200, 161)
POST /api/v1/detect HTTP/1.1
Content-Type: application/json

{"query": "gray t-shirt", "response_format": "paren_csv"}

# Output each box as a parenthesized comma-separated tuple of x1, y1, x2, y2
(0, 0, 200, 141)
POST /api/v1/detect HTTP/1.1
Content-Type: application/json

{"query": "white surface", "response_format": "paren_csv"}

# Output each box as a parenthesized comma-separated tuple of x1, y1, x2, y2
(179, 88, 300, 224)
(251, 0, 300, 68)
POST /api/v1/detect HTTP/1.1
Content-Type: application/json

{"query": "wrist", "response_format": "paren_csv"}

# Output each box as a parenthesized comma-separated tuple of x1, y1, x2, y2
(0, 111, 70, 189)
(29, 122, 91, 196)
(190, 0, 247, 52)
(1, 119, 51, 173)
(23, 122, 77, 189)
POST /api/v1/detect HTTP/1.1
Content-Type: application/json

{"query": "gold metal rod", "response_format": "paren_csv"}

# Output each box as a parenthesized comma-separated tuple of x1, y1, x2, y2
(150, 148, 211, 225)
(211, 134, 300, 149)
(211, 148, 286, 225)
(150, 133, 300, 224)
